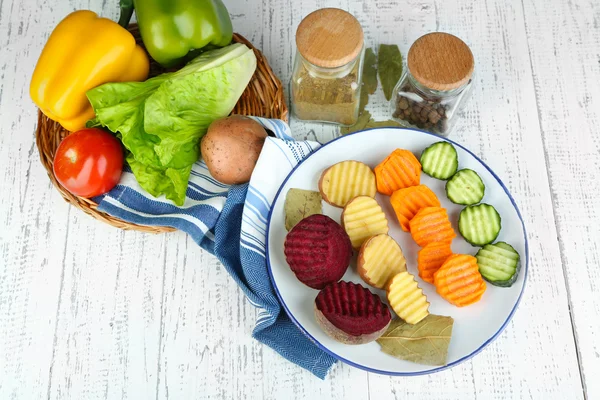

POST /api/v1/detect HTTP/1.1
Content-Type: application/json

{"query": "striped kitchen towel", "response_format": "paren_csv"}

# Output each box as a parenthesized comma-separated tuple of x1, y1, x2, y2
(96, 117, 337, 379)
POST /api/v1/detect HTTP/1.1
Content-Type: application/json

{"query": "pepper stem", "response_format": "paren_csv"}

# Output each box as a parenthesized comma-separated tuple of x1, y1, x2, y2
(118, 0, 134, 28)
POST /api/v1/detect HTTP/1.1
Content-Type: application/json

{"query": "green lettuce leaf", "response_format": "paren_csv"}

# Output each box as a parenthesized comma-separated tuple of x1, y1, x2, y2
(127, 154, 192, 205)
(87, 43, 257, 205)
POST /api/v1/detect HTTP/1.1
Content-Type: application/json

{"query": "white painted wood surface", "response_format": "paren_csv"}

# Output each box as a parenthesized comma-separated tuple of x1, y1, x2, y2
(0, 0, 598, 399)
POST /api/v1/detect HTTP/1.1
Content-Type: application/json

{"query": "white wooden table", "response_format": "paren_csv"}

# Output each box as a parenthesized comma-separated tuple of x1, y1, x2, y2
(1, 0, 599, 399)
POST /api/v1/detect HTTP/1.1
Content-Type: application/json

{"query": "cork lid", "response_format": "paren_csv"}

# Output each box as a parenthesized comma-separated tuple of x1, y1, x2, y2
(407, 32, 474, 91)
(296, 8, 364, 68)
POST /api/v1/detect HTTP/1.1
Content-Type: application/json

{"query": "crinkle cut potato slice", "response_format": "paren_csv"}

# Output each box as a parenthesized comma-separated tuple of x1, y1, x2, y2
(387, 271, 430, 324)
(341, 196, 389, 249)
(319, 160, 377, 207)
(358, 234, 406, 289)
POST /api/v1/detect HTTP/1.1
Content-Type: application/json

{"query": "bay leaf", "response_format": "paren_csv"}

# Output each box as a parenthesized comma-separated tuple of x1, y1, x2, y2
(378, 44, 403, 101)
(340, 110, 371, 135)
(284, 188, 322, 231)
(376, 314, 454, 366)
(359, 47, 378, 114)
(364, 119, 403, 129)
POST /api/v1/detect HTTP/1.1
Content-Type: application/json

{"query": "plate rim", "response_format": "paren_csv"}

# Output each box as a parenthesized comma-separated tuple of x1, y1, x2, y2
(265, 127, 529, 376)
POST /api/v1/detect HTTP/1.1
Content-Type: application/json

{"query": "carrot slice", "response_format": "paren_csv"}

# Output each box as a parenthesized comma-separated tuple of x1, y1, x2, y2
(374, 149, 421, 195)
(434, 254, 487, 307)
(409, 207, 456, 247)
(417, 242, 453, 284)
(390, 185, 441, 232)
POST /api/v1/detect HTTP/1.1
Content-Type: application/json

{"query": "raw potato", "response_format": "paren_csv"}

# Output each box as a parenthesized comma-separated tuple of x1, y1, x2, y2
(358, 234, 406, 289)
(387, 271, 430, 324)
(319, 161, 376, 207)
(201, 115, 268, 184)
(341, 196, 389, 249)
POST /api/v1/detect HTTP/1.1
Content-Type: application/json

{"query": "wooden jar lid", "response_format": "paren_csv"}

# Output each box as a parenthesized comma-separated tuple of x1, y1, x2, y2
(407, 32, 474, 91)
(296, 8, 364, 68)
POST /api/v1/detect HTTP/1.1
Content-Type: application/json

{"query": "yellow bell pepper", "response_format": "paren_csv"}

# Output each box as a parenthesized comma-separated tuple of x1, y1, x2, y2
(30, 10, 150, 132)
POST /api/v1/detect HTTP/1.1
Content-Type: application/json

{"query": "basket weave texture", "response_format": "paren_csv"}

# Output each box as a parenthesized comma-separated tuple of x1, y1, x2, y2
(36, 26, 288, 233)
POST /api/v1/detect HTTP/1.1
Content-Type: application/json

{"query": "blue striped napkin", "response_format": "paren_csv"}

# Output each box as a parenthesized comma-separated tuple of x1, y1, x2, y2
(96, 117, 337, 379)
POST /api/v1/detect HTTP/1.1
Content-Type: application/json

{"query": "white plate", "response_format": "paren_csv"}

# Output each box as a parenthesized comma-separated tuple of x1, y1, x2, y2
(265, 127, 528, 376)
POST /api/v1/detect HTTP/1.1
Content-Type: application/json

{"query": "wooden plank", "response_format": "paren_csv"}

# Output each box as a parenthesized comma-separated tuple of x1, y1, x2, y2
(155, 236, 265, 399)
(521, 0, 600, 397)
(47, 226, 166, 400)
(0, 0, 76, 398)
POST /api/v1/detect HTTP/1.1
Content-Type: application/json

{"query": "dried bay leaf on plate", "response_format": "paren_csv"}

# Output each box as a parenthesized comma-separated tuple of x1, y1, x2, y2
(284, 188, 323, 230)
(378, 44, 403, 101)
(376, 314, 454, 366)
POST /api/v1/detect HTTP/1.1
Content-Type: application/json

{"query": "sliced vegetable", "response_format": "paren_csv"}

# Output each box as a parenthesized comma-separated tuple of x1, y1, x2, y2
(374, 149, 421, 195)
(476, 242, 521, 287)
(458, 203, 501, 246)
(319, 161, 376, 207)
(409, 207, 456, 247)
(124, 0, 234, 68)
(417, 242, 453, 284)
(342, 196, 389, 249)
(386, 271, 430, 324)
(390, 185, 441, 232)
(420, 141, 458, 180)
(434, 254, 486, 307)
(358, 234, 406, 289)
(446, 169, 485, 205)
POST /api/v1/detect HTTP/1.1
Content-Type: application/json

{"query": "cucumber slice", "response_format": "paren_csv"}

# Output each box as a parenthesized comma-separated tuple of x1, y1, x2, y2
(458, 203, 501, 246)
(420, 142, 458, 180)
(446, 169, 485, 205)
(476, 242, 521, 287)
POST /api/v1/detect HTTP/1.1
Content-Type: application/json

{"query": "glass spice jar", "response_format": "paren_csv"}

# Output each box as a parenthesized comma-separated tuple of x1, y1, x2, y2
(391, 32, 475, 136)
(291, 8, 364, 126)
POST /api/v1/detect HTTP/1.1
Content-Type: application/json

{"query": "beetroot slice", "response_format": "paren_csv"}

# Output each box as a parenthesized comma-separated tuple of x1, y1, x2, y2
(284, 214, 352, 289)
(315, 281, 391, 337)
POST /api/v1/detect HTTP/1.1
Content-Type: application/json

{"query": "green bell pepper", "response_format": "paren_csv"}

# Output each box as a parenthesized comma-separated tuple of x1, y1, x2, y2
(120, 0, 234, 68)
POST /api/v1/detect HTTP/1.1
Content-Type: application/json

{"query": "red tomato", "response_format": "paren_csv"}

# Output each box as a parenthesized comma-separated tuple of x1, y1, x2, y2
(53, 128, 123, 197)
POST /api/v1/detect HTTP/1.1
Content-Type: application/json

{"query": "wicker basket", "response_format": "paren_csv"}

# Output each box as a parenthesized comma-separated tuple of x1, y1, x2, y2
(36, 26, 288, 233)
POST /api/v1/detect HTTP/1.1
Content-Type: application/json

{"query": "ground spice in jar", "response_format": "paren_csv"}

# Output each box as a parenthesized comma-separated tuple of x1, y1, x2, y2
(291, 8, 364, 126)
(292, 60, 361, 126)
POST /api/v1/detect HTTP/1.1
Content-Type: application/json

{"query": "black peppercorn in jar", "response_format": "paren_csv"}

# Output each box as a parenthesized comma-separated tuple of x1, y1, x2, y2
(391, 32, 475, 136)
(291, 8, 364, 126)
